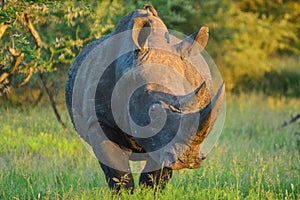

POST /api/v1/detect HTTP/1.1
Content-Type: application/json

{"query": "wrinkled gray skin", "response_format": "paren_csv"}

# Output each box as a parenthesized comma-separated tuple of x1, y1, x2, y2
(66, 9, 224, 193)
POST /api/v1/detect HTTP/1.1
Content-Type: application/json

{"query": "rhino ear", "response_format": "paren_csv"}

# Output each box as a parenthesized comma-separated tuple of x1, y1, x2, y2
(173, 26, 209, 57)
(132, 17, 151, 50)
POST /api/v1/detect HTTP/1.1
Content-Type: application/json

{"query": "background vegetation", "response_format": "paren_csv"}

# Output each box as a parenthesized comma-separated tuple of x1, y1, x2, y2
(0, 0, 299, 199)
(0, 0, 299, 99)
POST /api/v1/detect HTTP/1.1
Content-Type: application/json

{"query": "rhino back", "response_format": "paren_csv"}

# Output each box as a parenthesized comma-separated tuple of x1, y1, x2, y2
(65, 34, 111, 125)
(65, 9, 147, 126)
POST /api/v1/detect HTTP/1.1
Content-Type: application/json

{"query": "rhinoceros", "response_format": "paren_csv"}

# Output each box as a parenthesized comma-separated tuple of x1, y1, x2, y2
(65, 8, 225, 193)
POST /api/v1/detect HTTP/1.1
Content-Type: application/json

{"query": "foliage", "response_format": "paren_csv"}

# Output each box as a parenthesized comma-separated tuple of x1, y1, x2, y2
(237, 0, 300, 54)
(126, 0, 197, 30)
(184, 0, 300, 90)
(236, 56, 300, 97)
(0, 0, 124, 95)
(0, 0, 299, 98)
(0, 94, 299, 199)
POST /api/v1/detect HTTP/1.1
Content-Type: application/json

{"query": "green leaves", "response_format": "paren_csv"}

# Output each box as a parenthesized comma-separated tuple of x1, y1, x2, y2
(1, 0, 299, 95)
(0, 0, 124, 94)
(182, 0, 300, 91)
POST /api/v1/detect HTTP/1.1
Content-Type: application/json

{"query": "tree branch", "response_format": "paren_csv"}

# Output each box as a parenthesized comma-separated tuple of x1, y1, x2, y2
(8, 48, 24, 73)
(279, 113, 300, 128)
(0, 49, 24, 84)
(0, 0, 5, 10)
(39, 73, 66, 129)
(23, 13, 42, 55)
(23, 12, 66, 129)
(0, 72, 9, 84)
(0, 23, 8, 39)
(19, 67, 33, 87)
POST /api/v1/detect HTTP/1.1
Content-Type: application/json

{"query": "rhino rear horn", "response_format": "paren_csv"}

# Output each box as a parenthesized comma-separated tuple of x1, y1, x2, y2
(173, 26, 209, 58)
(175, 81, 206, 107)
(132, 17, 151, 50)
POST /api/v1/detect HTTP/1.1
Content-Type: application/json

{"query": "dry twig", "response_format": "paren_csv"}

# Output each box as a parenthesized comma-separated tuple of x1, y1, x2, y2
(23, 12, 66, 129)
(279, 113, 300, 128)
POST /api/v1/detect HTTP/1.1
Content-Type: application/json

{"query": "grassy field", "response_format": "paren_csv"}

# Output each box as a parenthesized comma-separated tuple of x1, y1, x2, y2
(0, 93, 299, 199)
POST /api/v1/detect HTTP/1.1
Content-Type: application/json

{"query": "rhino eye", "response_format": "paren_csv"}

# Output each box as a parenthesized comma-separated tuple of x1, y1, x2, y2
(158, 100, 182, 113)
(169, 104, 181, 113)
(164, 32, 170, 43)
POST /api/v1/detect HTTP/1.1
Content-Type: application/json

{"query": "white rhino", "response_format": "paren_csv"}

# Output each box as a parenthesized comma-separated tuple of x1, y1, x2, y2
(65, 8, 225, 193)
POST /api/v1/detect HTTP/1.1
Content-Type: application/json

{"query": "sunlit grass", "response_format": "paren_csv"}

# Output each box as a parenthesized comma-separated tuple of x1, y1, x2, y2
(0, 93, 299, 199)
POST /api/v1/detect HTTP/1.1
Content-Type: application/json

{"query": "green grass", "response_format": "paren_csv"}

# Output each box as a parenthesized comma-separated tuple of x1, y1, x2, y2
(0, 93, 299, 199)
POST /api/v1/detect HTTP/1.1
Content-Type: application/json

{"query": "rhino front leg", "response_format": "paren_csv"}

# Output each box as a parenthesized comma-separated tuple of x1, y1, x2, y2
(93, 138, 134, 193)
(99, 161, 134, 194)
(139, 160, 173, 190)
